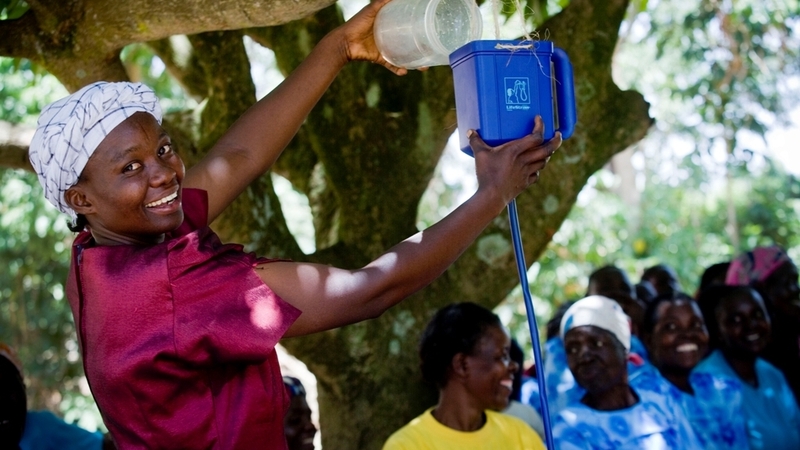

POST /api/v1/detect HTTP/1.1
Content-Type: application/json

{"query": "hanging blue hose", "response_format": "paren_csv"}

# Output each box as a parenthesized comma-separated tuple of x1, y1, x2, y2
(507, 199, 554, 450)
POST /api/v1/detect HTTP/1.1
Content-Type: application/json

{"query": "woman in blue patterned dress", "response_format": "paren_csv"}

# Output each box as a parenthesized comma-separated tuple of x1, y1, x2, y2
(639, 292, 749, 449)
(540, 267, 651, 420)
(552, 296, 702, 449)
(695, 285, 800, 450)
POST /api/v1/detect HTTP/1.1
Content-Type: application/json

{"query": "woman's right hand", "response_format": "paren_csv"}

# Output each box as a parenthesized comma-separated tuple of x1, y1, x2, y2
(331, 0, 409, 75)
(470, 115, 562, 206)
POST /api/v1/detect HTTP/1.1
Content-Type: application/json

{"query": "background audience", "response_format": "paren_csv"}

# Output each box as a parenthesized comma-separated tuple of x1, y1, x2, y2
(641, 264, 681, 298)
(520, 251, 798, 448)
(501, 340, 545, 438)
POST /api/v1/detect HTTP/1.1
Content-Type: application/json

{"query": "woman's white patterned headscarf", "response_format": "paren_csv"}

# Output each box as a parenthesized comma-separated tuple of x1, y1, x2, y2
(29, 81, 163, 219)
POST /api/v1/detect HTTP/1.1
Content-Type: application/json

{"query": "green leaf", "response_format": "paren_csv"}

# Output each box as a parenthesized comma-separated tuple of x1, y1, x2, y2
(0, 0, 29, 20)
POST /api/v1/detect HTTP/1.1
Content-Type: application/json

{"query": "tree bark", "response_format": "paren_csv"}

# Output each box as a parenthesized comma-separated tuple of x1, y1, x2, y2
(0, 0, 651, 447)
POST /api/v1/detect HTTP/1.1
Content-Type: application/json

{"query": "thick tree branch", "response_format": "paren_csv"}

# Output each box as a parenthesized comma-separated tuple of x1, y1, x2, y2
(188, 30, 256, 151)
(178, 30, 300, 257)
(25, 0, 81, 37)
(79, 0, 335, 56)
(0, 143, 32, 172)
(3, 0, 337, 61)
(2, 0, 337, 91)
(0, 14, 42, 59)
(146, 38, 208, 100)
(262, 5, 457, 260)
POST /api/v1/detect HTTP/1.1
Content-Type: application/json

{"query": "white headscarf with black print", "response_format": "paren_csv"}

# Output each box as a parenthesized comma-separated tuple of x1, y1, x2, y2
(29, 81, 162, 219)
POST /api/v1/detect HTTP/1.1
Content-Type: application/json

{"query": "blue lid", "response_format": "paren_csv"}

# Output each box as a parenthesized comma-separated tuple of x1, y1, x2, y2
(449, 40, 555, 67)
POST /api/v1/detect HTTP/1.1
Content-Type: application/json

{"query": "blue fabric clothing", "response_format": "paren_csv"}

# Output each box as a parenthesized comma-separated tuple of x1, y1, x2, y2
(630, 335, 648, 361)
(538, 337, 650, 419)
(520, 376, 544, 416)
(552, 387, 703, 449)
(694, 350, 800, 450)
(629, 364, 749, 449)
(19, 411, 103, 450)
(542, 337, 581, 417)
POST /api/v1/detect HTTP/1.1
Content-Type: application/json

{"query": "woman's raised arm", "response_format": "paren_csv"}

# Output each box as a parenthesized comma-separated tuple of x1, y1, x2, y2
(182, 0, 405, 224)
(262, 119, 561, 337)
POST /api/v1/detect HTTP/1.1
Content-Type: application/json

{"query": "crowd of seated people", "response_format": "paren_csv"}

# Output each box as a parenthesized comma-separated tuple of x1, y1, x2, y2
(384, 244, 799, 449)
(520, 245, 799, 449)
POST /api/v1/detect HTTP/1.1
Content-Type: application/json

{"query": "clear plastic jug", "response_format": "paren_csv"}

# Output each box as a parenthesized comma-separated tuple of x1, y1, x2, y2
(374, 0, 482, 69)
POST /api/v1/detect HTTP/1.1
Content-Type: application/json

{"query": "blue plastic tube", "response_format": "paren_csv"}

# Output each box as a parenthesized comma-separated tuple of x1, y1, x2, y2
(507, 199, 554, 449)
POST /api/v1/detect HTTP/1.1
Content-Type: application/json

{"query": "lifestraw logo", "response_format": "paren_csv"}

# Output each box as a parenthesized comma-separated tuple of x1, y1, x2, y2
(504, 77, 531, 111)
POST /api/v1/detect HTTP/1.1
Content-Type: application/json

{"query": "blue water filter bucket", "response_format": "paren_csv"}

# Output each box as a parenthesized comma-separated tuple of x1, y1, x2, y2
(449, 40, 577, 156)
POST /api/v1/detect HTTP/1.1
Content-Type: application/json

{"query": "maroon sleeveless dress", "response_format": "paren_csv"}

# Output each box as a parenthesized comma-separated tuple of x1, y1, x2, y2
(67, 188, 301, 449)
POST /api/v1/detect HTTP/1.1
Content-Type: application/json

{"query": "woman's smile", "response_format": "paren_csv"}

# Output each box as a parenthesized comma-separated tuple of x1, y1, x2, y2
(675, 343, 698, 352)
(145, 191, 179, 209)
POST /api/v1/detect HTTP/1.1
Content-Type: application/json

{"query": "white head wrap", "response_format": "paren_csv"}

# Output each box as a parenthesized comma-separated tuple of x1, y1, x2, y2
(560, 295, 631, 352)
(29, 81, 163, 219)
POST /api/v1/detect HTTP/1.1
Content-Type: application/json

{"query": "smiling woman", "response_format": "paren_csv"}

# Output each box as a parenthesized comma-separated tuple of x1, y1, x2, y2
(22, 0, 561, 445)
(695, 285, 800, 450)
(643, 294, 709, 391)
(382, 302, 545, 450)
(639, 293, 749, 449)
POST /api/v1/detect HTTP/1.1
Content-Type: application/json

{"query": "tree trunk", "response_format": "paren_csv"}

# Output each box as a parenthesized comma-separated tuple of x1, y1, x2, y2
(259, 1, 652, 447)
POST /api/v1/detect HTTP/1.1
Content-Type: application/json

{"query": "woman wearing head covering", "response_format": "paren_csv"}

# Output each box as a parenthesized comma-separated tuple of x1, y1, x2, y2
(695, 285, 800, 450)
(26, 0, 561, 446)
(382, 303, 544, 450)
(639, 293, 748, 449)
(552, 296, 701, 449)
(725, 245, 800, 403)
(541, 267, 650, 422)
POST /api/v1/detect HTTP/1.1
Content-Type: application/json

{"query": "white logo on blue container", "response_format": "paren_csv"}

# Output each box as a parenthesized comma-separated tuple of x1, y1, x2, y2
(504, 77, 530, 111)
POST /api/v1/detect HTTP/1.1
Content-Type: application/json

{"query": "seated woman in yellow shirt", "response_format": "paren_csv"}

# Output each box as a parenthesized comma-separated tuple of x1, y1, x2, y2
(383, 302, 545, 450)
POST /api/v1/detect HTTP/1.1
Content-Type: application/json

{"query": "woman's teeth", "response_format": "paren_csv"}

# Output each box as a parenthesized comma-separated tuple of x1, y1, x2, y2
(500, 379, 513, 389)
(676, 343, 698, 352)
(746, 333, 761, 342)
(146, 192, 177, 208)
